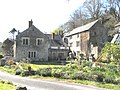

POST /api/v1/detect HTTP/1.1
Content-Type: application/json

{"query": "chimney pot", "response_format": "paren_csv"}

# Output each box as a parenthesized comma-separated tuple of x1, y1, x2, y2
(29, 19, 33, 28)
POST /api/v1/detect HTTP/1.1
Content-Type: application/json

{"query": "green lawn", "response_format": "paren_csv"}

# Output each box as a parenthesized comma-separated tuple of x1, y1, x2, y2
(0, 80, 15, 90)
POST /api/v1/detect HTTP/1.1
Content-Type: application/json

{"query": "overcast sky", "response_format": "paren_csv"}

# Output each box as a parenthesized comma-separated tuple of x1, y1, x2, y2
(0, 0, 85, 42)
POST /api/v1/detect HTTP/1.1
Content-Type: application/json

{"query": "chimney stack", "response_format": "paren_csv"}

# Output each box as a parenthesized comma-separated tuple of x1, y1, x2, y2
(52, 33, 55, 40)
(29, 19, 33, 28)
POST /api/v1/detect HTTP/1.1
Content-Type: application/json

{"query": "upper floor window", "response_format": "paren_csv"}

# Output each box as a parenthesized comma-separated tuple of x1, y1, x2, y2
(76, 41, 80, 47)
(70, 42, 73, 47)
(36, 38, 44, 45)
(92, 31, 97, 36)
(22, 37, 30, 45)
(77, 34, 79, 38)
(70, 36, 72, 39)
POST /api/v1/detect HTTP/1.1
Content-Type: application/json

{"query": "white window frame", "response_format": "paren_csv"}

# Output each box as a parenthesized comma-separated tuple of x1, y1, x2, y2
(22, 37, 30, 45)
(28, 51, 37, 58)
(36, 38, 44, 45)
(70, 36, 72, 39)
(77, 34, 79, 38)
(76, 41, 80, 47)
(69, 42, 73, 47)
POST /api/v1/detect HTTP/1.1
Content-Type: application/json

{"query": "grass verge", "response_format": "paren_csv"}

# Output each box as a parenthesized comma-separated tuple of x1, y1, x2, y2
(0, 80, 15, 90)
(30, 75, 120, 90)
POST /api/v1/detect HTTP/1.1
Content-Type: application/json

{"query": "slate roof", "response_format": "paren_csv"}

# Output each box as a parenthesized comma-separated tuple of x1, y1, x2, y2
(45, 34, 66, 47)
(65, 19, 99, 36)
(17, 24, 66, 47)
(18, 25, 45, 37)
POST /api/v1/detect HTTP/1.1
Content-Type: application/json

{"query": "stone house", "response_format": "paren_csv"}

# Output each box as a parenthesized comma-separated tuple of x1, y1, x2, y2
(14, 20, 69, 62)
(65, 19, 108, 59)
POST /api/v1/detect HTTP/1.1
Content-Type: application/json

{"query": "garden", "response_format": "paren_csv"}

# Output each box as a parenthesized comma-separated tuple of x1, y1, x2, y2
(0, 43, 120, 90)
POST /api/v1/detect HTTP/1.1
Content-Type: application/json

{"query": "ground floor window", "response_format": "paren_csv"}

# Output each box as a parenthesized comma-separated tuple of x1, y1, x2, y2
(28, 51, 36, 58)
(58, 53, 64, 59)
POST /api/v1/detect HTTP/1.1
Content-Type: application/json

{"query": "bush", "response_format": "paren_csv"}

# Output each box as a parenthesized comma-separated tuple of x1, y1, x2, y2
(61, 71, 73, 79)
(0, 55, 3, 59)
(71, 72, 85, 80)
(81, 60, 92, 67)
(36, 68, 52, 77)
(0, 80, 5, 84)
(88, 71, 104, 82)
(103, 75, 115, 84)
(22, 70, 36, 76)
(15, 69, 22, 75)
(51, 69, 62, 78)
(22, 71, 29, 76)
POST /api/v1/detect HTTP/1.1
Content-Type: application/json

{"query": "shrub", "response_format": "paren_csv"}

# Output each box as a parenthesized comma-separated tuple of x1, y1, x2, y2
(0, 80, 5, 84)
(22, 70, 29, 76)
(15, 69, 22, 75)
(103, 75, 115, 84)
(5, 60, 15, 66)
(71, 72, 85, 80)
(61, 71, 73, 79)
(88, 71, 104, 82)
(0, 55, 3, 59)
(51, 68, 63, 78)
(36, 68, 52, 77)
(81, 60, 92, 67)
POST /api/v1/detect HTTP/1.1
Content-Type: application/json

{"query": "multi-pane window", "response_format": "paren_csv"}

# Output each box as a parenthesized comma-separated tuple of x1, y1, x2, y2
(22, 37, 30, 45)
(70, 36, 72, 39)
(76, 41, 80, 47)
(28, 51, 36, 58)
(77, 34, 79, 38)
(36, 38, 44, 45)
(70, 42, 73, 47)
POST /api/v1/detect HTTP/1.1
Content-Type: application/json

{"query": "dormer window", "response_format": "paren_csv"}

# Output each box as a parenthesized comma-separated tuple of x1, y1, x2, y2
(22, 37, 30, 45)
(36, 38, 44, 45)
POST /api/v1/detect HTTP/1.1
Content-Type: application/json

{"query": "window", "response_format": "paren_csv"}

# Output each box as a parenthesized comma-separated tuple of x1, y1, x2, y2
(92, 32, 97, 36)
(77, 34, 79, 38)
(36, 38, 44, 45)
(58, 53, 64, 59)
(77, 51, 80, 56)
(28, 51, 36, 58)
(76, 41, 80, 47)
(22, 37, 30, 45)
(70, 42, 73, 47)
(70, 36, 72, 39)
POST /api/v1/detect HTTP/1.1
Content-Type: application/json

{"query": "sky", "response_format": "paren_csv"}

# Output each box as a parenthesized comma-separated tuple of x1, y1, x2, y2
(0, 0, 85, 42)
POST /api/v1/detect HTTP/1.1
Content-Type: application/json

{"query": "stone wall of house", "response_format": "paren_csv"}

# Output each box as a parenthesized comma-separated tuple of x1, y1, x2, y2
(89, 20, 108, 58)
(80, 31, 90, 58)
(15, 26, 49, 62)
(48, 47, 68, 61)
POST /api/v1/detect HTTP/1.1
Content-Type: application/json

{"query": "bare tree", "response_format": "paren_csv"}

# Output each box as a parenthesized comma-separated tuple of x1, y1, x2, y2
(83, 0, 104, 20)
(9, 28, 17, 40)
(107, 0, 120, 21)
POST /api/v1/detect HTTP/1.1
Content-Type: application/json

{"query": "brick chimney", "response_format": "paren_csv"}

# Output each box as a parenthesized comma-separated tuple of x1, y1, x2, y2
(29, 19, 33, 28)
